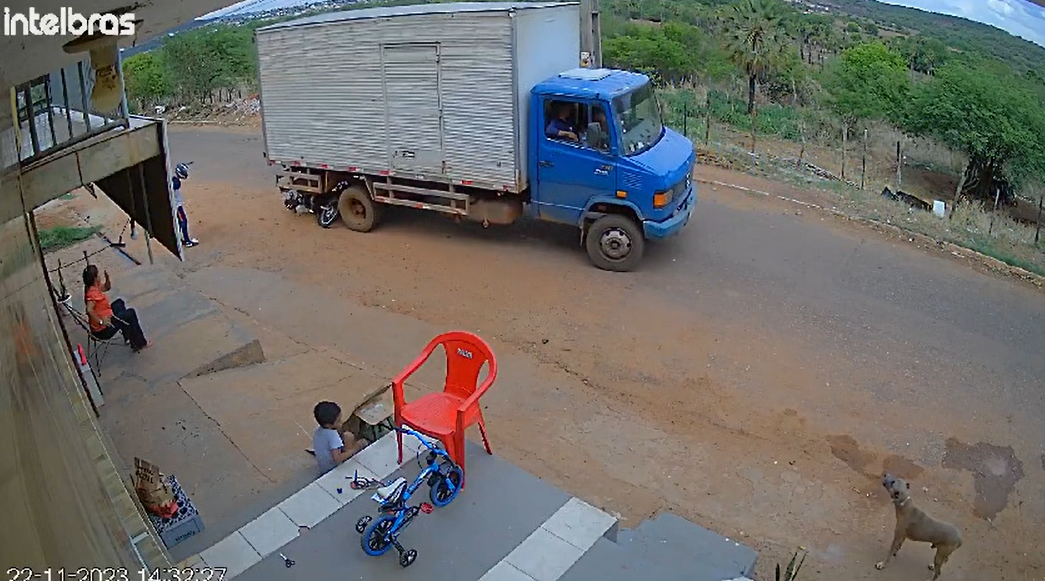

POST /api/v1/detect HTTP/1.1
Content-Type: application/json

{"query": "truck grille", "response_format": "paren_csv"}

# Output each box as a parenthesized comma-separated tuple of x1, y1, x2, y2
(671, 175, 690, 199)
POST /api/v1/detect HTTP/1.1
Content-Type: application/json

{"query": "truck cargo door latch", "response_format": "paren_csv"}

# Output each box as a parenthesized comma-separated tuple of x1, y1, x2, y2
(396, 150, 416, 159)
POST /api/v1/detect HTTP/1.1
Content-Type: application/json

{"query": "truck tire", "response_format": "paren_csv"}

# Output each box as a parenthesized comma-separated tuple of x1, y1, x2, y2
(338, 186, 380, 232)
(585, 214, 644, 272)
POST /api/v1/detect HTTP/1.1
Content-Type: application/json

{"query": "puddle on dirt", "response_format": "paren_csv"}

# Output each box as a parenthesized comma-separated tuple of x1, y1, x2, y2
(942, 437, 1024, 520)
(882, 454, 925, 480)
(827, 435, 925, 492)
(827, 435, 876, 475)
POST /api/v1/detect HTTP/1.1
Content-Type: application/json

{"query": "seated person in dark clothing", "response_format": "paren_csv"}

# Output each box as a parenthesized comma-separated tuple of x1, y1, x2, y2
(588, 106, 611, 151)
(83, 265, 150, 352)
(545, 102, 579, 142)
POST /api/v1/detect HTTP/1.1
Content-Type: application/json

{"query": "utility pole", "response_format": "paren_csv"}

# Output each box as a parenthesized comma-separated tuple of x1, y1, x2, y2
(591, 0, 602, 67)
(579, 0, 602, 67)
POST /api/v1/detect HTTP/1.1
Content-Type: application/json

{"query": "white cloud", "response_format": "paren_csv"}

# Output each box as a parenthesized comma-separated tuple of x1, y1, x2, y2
(987, 0, 1016, 16)
(883, 0, 1045, 49)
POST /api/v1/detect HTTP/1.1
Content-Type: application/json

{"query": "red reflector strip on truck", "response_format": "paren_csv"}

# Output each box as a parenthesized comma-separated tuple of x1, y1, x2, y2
(319, 163, 329, 168)
(460, 180, 473, 186)
(348, 167, 359, 172)
(379, 170, 390, 176)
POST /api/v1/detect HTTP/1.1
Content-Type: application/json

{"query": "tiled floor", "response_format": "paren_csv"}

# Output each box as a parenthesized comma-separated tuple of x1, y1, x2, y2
(196, 432, 616, 581)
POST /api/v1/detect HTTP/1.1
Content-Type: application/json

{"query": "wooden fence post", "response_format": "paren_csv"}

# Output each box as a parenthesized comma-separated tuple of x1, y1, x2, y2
(1035, 194, 1043, 245)
(861, 129, 868, 189)
(704, 90, 711, 147)
(841, 125, 847, 180)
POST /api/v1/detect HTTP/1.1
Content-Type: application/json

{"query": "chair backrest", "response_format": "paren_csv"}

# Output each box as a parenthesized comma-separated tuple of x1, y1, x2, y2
(436, 331, 497, 400)
(63, 303, 114, 340)
(64, 303, 93, 333)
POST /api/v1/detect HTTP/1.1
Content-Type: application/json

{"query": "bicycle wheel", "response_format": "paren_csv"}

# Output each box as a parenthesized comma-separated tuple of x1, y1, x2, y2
(361, 515, 396, 556)
(429, 465, 464, 507)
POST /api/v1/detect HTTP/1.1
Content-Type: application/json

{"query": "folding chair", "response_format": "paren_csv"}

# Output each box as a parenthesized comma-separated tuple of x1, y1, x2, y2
(62, 302, 127, 372)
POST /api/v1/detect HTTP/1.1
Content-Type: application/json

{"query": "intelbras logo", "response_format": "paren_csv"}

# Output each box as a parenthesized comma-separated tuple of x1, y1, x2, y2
(3, 7, 136, 36)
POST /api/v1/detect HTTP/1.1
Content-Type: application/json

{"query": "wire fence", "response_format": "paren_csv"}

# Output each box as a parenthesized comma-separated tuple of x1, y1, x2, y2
(657, 84, 1045, 274)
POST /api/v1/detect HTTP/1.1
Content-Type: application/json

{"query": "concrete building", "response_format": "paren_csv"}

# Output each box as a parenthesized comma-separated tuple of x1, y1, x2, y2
(0, 0, 231, 570)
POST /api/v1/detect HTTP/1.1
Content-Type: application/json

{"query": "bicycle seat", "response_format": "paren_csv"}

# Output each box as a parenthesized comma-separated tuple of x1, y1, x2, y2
(375, 478, 407, 510)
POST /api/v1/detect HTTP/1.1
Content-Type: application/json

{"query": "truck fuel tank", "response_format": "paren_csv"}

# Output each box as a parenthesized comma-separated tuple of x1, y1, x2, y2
(463, 198, 524, 227)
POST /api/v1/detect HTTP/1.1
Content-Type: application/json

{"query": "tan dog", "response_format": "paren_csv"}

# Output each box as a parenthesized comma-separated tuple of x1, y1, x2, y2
(875, 473, 962, 580)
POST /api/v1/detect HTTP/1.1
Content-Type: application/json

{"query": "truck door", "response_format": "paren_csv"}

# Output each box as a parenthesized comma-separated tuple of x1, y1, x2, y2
(381, 43, 444, 175)
(535, 99, 617, 225)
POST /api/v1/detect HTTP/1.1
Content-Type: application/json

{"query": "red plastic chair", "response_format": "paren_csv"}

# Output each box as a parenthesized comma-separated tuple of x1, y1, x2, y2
(392, 331, 497, 477)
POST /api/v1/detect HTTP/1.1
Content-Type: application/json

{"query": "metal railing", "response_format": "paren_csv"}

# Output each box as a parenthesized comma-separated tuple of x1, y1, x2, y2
(13, 55, 131, 165)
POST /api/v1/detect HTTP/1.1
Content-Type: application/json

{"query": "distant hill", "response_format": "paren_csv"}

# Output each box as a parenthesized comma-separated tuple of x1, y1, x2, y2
(122, 19, 212, 58)
(125, 0, 1045, 79)
(816, 0, 1045, 75)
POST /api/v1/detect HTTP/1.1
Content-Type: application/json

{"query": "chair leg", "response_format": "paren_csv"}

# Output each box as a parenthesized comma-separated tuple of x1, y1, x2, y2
(396, 428, 404, 465)
(478, 413, 493, 456)
(448, 433, 465, 483)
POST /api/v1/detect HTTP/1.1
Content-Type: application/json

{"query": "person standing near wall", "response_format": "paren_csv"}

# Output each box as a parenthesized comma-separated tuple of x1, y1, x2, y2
(172, 162, 199, 248)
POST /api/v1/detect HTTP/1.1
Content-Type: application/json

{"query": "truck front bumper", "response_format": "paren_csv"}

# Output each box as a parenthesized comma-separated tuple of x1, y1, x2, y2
(642, 183, 697, 239)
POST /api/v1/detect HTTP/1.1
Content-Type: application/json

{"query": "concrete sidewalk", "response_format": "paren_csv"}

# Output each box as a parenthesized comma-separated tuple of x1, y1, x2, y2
(193, 434, 754, 581)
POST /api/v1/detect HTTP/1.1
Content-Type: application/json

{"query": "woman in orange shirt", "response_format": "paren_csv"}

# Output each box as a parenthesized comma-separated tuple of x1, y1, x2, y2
(83, 264, 149, 352)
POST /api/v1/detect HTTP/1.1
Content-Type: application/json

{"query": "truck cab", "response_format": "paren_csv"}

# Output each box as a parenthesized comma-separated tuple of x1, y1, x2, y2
(530, 68, 697, 271)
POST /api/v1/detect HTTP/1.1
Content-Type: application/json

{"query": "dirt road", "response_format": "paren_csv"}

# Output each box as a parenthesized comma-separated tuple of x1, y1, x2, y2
(158, 126, 1045, 579)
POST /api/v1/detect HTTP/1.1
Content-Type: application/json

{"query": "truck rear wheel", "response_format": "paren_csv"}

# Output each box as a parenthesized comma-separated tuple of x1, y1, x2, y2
(585, 215, 644, 272)
(338, 186, 380, 232)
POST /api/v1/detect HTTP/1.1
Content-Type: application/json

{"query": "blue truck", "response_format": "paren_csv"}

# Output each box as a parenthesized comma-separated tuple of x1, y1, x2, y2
(255, 1, 695, 271)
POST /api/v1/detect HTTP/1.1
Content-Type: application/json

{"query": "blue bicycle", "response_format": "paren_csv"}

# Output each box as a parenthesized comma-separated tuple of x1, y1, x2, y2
(351, 426, 464, 567)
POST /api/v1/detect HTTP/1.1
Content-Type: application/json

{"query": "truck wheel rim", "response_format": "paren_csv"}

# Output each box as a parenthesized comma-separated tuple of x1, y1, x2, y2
(349, 200, 366, 219)
(599, 228, 631, 260)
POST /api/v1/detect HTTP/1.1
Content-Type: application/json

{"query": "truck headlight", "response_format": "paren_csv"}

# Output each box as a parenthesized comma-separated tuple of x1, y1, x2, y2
(653, 190, 673, 208)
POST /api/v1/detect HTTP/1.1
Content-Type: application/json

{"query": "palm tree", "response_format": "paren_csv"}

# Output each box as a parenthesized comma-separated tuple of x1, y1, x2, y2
(722, 0, 790, 114)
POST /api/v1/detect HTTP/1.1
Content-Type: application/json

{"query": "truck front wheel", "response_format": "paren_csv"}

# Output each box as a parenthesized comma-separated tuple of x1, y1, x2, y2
(585, 215, 644, 272)
(338, 186, 380, 232)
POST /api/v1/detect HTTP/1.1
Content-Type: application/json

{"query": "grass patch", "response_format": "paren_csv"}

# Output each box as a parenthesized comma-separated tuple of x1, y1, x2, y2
(965, 238, 1045, 276)
(39, 225, 101, 252)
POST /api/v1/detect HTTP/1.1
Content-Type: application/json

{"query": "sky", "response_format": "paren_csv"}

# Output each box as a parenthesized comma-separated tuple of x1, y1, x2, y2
(882, 0, 1045, 48)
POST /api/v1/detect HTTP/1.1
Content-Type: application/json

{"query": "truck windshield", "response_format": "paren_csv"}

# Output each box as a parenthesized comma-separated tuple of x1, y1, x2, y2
(613, 83, 664, 156)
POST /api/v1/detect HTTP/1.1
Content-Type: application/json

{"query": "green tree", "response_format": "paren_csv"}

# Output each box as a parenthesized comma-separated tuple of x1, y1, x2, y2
(824, 42, 909, 180)
(122, 52, 171, 108)
(903, 61, 1045, 204)
(825, 42, 909, 129)
(721, 0, 791, 114)
(604, 24, 697, 82)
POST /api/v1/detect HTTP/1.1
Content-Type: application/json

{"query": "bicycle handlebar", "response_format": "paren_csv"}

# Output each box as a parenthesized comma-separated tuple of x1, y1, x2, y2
(393, 426, 447, 456)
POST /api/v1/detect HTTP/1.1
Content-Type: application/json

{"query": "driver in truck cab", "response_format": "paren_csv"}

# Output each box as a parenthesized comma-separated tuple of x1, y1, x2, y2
(545, 101, 578, 142)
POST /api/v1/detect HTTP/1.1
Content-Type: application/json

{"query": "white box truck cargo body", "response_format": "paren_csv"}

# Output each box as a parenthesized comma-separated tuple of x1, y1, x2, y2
(256, 2, 580, 193)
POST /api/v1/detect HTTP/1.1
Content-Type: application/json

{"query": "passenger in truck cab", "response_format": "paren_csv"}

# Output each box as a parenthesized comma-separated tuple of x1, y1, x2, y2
(545, 101, 578, 142)
(587, 106, 610, 151)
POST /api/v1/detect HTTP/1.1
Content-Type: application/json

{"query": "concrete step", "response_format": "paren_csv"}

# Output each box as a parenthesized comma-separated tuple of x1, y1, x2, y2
(559, 513, 757, 581)
(69, 264, 265, 382)
(217, 439, 584, 580)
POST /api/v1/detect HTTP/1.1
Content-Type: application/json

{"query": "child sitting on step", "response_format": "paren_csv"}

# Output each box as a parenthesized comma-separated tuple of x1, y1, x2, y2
(309, 400, 367, 475)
